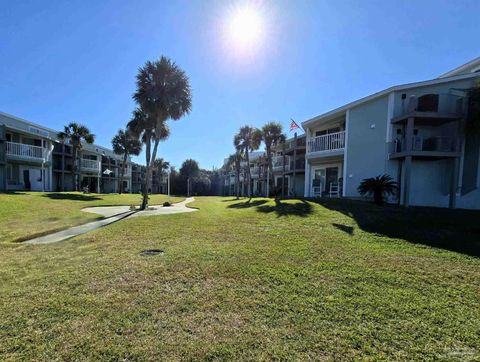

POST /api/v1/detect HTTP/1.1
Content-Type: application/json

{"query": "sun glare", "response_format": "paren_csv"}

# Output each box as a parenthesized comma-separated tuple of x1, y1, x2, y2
(228, 5, 263, 48)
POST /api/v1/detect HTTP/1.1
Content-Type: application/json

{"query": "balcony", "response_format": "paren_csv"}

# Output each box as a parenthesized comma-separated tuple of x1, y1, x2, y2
(289, 157, 305, 171)
(273, 155, 291, 171)
(390, 135, 460, 159)
(307, 131, 345, 155)
(392, 94, 464, 124)
(6, 142, 44, 162)
(81, 158, 100, 171)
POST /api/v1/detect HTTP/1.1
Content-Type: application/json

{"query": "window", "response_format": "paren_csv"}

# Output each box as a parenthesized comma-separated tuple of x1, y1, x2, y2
(6, 164, 19, 183)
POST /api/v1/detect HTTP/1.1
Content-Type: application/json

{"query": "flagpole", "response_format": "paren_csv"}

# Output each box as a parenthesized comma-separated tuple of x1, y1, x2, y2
(293, 131, 297, 197)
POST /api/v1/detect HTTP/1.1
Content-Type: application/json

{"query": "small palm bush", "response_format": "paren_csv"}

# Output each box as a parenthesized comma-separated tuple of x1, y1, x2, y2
(357, 174, 398, 205)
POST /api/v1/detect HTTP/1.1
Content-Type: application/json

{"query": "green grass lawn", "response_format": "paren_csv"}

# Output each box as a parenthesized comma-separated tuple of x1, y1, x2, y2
(0, 196, 479, 360)
(0, 192, 183, 243)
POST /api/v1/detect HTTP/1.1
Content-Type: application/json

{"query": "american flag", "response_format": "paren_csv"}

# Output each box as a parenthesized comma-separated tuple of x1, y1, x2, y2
(290, 119, 300, 132)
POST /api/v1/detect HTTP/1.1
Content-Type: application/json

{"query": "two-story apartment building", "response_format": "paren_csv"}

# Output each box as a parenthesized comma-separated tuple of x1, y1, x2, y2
(0, 111, 156, 194)
(302, 57, 480, 209)
(222, 151, 267, 197)
(0, 112, 57, 192)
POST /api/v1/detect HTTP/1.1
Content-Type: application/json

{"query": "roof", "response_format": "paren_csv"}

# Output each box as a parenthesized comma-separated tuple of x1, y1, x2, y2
(302, 71, 480, 128)
(438, 57, 480, 78)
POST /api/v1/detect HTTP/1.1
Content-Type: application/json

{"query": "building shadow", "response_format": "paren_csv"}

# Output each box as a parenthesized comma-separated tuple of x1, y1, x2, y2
(227, 199, 267, 209)
(310, 198, 480, 258)
(2, 191, 30, 196)
(256, 199, 312, 217)
(43, 193, 102, 202)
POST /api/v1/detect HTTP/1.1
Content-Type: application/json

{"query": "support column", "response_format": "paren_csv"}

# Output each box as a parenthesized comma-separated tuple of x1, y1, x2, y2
(403, 117, 414, 207)
(403, 156, 412, 207)
(304, 160, 310, 197)
(449, 157, 460, 209)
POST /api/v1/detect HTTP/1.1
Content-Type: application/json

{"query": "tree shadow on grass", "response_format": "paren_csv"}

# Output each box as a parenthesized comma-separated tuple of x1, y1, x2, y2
(228, 199, 267, 209)
(332, 223, 354, 235)
(256, 199, 312, 217)
(311, 198, 480, 258)
(43, 193, 102, 202)
(1, 191, 30, 196)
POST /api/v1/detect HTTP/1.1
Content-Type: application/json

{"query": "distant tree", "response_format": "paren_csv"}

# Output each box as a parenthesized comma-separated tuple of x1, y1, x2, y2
(180, 159, 200, 196)
(234, 126, 261, 197)
(112, 128, 142, 194)
(357, 174, 398, 206)
(259, 122, 285, 196)
(153, 158, 170, 193)
(57, 123, 95, 192)
(128, 56, 192, 209)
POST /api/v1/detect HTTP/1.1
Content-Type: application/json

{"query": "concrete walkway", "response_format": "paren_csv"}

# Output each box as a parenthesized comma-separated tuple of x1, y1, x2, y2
(24, 197, 197, 245)
(82, 197, 197, 218)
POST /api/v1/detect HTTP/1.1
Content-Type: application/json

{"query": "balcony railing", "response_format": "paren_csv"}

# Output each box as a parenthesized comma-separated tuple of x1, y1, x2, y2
(394, 93, 465, 122)
(392, 136, 457, 153)
(6, 142, 44, 161)
(308, 131, 345, 153)
(273, 156, 291, 171)
(81, 158, 100, 171)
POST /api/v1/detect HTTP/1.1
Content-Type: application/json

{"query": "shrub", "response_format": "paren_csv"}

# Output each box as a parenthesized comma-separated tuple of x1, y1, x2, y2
(357, 174, 398, 206)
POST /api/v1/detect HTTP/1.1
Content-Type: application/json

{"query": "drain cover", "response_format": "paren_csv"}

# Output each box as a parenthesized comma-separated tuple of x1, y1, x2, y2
(139, 249, 165, 256)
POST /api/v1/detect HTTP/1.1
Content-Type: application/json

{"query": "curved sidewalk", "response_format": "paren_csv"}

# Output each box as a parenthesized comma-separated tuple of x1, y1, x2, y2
(24, 197, 197, 245)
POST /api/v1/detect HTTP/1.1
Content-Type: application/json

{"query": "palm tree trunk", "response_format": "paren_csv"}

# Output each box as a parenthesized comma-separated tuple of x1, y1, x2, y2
(235, 162, 240, 199)
(245, 151, 251, 198)
(119, 153, 127, 194)
(141, 134, 152, 210)
(266, 146, 273, 197)
(72, 147, 78, 192)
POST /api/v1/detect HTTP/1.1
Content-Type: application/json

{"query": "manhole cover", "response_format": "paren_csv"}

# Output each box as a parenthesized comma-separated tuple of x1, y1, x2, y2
(139, 249, 165, 256)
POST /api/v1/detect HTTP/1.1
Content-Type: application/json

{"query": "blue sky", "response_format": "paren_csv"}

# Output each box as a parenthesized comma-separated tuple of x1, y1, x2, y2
(1, 0, 479, 169)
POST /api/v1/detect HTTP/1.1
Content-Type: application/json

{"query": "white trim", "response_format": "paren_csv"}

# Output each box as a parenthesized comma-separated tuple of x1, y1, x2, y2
(342, 110, 349, 197)
(438, 57, 480, 78)
(301, 72, 480, 128)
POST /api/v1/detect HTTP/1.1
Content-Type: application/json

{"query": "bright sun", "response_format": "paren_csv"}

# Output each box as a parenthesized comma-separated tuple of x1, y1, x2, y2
(227, 5, 264, 49)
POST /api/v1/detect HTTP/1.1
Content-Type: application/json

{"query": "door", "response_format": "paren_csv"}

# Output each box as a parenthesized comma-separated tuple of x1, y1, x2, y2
(311, 165, 340, 196)
(312, 169, 325, 196)
(29, 169, 43, 191)
(325, 167, 339, 195)
(23, 170, 31, 190)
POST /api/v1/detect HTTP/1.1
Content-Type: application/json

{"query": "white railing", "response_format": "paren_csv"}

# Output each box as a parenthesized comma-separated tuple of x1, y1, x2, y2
(6, 141, 44, 160)
(81, 158, 99, 171)
(308, 131, 345, 153)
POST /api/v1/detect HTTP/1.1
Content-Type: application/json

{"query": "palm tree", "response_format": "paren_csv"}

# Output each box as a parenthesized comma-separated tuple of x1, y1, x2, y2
(129, 55, 192, 209)
(259, 122, 285, 197)
(111, 128, 142, 194)
(57, 123, 95, 192)
(234, 126, 261, 197)
(357, 174, 398, 206)
(153, 158, 170, 193)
